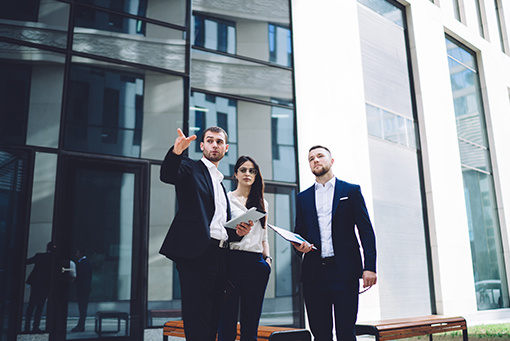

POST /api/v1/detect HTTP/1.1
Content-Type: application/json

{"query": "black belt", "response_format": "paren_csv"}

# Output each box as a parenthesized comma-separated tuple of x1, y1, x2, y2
(321, 256, 335, 266)
(210, 238, 229, 249)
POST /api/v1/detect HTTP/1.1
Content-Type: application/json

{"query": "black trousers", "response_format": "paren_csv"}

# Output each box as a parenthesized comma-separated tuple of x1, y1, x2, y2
(25, 285, 49, 330)
(218, 250, 270, 341)
(302, 262, 359, 341)
(176, 240, 228, 341)
(76, 290, 90, 328)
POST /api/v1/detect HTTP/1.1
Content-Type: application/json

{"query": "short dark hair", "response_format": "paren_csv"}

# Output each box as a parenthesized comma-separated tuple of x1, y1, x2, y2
(77, 247, 87, 256)
(309, 145, 331, 154)
(201, 126, 228, 143)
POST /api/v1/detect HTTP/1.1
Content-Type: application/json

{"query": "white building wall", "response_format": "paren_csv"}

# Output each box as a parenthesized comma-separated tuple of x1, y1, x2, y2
(292, 0, 510, 324)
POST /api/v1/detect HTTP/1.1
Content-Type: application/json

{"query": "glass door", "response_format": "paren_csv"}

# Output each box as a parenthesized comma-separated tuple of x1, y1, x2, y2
(52, 157, 145, 341)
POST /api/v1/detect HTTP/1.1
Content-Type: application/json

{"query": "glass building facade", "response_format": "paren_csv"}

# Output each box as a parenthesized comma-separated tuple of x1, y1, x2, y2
(446, 37, 509, 310)
(0, 0, 298, 340)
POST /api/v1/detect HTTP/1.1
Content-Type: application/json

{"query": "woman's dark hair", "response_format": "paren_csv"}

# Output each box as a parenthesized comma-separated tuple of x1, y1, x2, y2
(233, 155, 266, 228)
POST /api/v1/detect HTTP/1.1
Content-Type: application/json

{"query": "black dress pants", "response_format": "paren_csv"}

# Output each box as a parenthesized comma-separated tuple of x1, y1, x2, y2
(176, 240, 228, 341)
(302, 261, 359, 341)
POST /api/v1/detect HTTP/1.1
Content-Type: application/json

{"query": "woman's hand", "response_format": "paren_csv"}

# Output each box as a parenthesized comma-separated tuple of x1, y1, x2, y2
(236, 221, 253, 236)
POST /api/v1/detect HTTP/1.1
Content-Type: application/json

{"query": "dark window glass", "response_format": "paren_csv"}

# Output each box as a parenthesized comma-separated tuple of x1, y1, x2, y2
(194, 16, 205, 47)
(64, 65, 144, 158)
(268, 24, 292, 67)
(194, 110, 205, 153)
(0, 0, 40, 21)
(0, 63, 31, 145)
(75, 4, 145, 35)
(217, 112, 228, 133)
(0, 147, 30, 338)
(193, 14, 235, 54)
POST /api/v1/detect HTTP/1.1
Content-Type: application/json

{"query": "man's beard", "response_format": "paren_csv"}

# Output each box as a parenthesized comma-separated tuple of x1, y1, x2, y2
(312, 164, 330, 177)
(204, 150, 225, 163)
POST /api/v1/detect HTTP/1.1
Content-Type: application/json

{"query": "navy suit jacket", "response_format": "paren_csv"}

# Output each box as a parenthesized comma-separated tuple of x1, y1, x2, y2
(295, 179, 376, 283)
(76, 258, 92, 294)
(159, 147, 241, 261)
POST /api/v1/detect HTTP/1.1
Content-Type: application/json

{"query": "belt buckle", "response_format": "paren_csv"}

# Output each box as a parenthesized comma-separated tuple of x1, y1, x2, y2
(219, 240, 229, 249)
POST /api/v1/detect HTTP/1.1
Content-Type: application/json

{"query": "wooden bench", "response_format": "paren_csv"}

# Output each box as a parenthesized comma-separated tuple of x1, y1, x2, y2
(163, 320, 308, 341)
(355, 315, 468, 341)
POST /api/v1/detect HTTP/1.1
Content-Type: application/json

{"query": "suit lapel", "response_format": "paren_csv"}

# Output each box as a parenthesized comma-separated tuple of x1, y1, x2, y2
(332, 179, 345, 218)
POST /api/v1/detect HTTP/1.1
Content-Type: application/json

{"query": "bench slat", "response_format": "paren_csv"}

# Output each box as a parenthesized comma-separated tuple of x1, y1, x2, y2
(163, 320, 295, 341)
(356, 315, 468, 341)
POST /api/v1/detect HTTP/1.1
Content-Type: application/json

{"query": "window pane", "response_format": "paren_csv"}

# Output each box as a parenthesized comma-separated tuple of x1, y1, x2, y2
(64, 57, 184, 159)
(73, 0, 186, 26)
(191, 50, 293, 104)
(23, 152, 57, 333)
(73, 6, 185, 72)
(446, 36, 509, 310)
(0, 43, 65, 148)
(189, 92, 296, 182)
(192, 0, 291, 65)
(1, 147, 30, 337)
(0, 0, 69, 49)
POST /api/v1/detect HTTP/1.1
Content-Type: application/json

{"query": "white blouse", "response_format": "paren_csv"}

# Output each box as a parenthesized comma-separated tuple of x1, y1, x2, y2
(228, 192, 269, 253)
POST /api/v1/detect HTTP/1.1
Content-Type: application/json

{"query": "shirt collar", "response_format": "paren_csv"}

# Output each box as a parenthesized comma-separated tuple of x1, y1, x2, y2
(315, 176, 336, 190)
(201, 157, 224, 182)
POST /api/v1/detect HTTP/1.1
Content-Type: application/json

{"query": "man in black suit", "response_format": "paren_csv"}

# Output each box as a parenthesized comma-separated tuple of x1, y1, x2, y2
(159, 127, 251, 341)
(293, 146, 377, 341)
(72, 247, 92, 332)
(25, 241, 54, 332)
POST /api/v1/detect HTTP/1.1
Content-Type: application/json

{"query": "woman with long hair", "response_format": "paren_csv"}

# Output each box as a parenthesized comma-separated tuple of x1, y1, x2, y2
(218, 155, 272, 341)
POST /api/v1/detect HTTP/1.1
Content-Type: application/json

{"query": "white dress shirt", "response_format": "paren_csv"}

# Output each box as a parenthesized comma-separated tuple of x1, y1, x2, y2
(227, 192, 268, 253)
(202, 158, 228, 241)
(315, 176, 336, 258)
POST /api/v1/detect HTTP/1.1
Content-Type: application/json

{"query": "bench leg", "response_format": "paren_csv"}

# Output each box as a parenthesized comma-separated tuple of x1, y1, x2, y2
(163, 335, 168, 341)
(463, 329, 468, 341)
(429, 334, 433, 341)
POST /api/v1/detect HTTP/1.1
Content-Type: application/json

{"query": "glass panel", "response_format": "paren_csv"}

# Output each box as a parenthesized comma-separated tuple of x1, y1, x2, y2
(191, 49, 293, 104)
(271, 106, 295, 182)
(0, 0, 69, 49)
(73, 6, 185, 72)
(189, 92, 296, 182)
(192, 0, 291, 65)
(0, 147, 30, 338)
(147, 164, 180, 326)
(447, 36, 509, 310)
(73, 0, 187, 27)
(23, 152, 58, 333)
(64, 57, 184, 159)
(65, 166, 136, 338)
(458, 140, 489, 172)
(0, 43, 65, 148)
(261, 184, 298, 326)
(357, 0, 403, 27)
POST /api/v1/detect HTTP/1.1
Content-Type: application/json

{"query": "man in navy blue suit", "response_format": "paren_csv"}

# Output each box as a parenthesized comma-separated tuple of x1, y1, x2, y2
(159, 127, 251, 341)
(293, 145, 377, 341)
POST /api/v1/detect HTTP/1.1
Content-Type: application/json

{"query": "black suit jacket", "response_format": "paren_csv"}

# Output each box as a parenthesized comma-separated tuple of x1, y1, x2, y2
(76, 258, 92, 294)
(159, 147, 240, 261)
(295, 179, 376, 283)
(26, 252, 52, 291)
